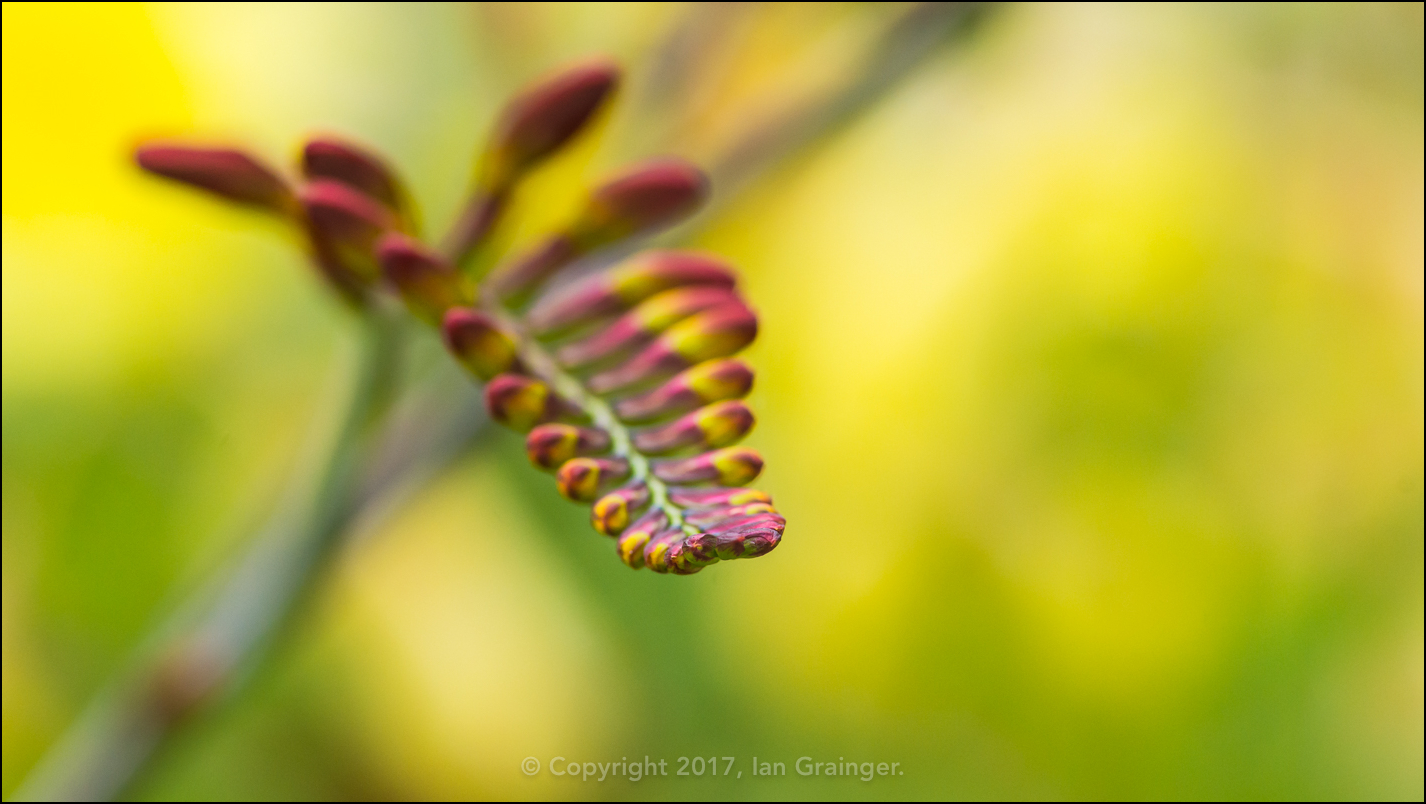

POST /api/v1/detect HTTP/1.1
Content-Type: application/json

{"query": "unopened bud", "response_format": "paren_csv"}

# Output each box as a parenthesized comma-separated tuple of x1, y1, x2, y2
(556, 286, 740, 369)
(684, 502, 779, 529)
(643, 527, 689, 574)
(614, 359, 755, 423)
(445, 62, 621, 272)
(652, 446, 763, 485)
(590, 483, 651, 536)
(695, 509, 786, 535)
(667, 486, 772, 509)
(666, 532, 721, 575)
(525, 423, 611, 470)
(527, 250, 736, 337)
(567, 159, 708, 250)
(617, 510, 668, 569)
(300, 180, 396, 280)
(556, 456, 631, 502)
(707, 521, 787, 558)
(479, 60, 621, 193)
(588, 303, 756, 394)
(378, 233, 468, 322)
(674, 509, 786, 571)
(136, 144, 293, 213)
(703, 520, 783, 561)
(631, 400, 754, 454)
(486, 162, 709, 303)
(484, 373, 582, 431)
(442, 308, 521, 380)
(302, 137, 410, 225)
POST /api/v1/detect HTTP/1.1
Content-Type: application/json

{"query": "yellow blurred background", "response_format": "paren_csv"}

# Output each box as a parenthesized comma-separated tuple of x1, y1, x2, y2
(3, 2, 1422, 799)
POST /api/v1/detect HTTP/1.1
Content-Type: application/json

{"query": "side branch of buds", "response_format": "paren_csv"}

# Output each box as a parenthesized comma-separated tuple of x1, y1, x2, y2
(134, 57, 783, 577)
(443, 60, 621, 271)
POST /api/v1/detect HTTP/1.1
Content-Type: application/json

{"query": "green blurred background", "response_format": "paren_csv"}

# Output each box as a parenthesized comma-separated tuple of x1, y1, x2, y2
(3, 2, 1422, 800)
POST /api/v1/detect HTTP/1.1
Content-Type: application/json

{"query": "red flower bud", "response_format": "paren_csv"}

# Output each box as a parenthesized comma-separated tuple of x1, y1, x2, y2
(300, 180, 396, 281)
(643, 526, 689, 574)
(631, 400, 754, 454)
(588, 302, 757, 394)
(683, 502, 779, 530)
(525, 423, 611, 471)
(676, 509, 786, 572)
(616, 510, 668, 569)
(700, 511, 787, 536)
(614, 359, 755, 423)
(567, 158, 708, 250)
(556, 456, 631, 502)
(667, 486, 772, 509)
(486, 161, 709, 303)
(526, 250, 737, 337)
(556, 286, 740, 369)
(136, 144, 294, 213)
(479, 59, 621, 192)
(444, 62, 620, 269)
(483, 373, 582, 432)
(301, 137, 409, 223)
(590, 483, 651, 536)
(702, 520, 783, 560)
(378, 234, 468, 322)
(442, 308, 521, 380)
(652, 446, 763, 486)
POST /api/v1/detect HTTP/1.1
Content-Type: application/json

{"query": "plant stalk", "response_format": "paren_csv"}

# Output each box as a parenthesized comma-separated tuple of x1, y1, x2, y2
(12, 308, 407, 802)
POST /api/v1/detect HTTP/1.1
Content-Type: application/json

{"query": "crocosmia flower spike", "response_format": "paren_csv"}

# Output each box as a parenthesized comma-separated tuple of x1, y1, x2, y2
(135, 56, 784, 575)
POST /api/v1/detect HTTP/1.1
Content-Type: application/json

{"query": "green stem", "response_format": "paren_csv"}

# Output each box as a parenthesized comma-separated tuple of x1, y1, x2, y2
(487, 303, 694, 534)
(12, 308, 407, 802)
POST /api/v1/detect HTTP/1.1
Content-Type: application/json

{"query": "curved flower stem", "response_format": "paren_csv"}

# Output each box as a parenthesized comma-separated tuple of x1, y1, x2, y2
(12, 307, 408, 802)
(488, 304, 693, 533)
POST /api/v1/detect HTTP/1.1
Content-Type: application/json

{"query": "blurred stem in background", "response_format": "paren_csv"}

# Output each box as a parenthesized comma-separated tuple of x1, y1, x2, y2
(13, 304, 409, 802)
(10, 3, 995, 799)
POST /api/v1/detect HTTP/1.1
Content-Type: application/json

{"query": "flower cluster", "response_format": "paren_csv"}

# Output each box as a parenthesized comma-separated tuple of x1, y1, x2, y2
(136, 59, 784, 575)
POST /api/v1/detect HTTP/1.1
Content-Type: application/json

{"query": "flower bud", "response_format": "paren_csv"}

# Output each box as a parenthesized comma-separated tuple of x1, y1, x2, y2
(566, 159, 708, 250)
(479, 59, 621, 193)
(556, 456, 630, 502)
(526, 423, 611, 470)
(557, 286, 739, 369)
(670, 530, 748, 574)
(652, 446, 763, 485)
(616, 510, 667, 569)
(446, 63, 620, 269)
(614, 359, 755, 423)
(631, 400, 754, 454)
(662, 534, 711, 575)
(526, 250, 736, 337)
(667, 486, 772, 509)
(136, 144, 294, 213)
(301, 137, 410, 225)
(704, 512, 787, 537)
(702, 520, 783, 561)
(643, 527, 689, 574)
(683, 502, 778, 530)
(588, 303, 757, 394)
(378, 233, 468, 322)
(484, 373, 581, 432)
(442, 308, 521, 380)
(590, 482, 651, 536)
(486, 162, 709, 303)
(300, 180, 396, 280)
